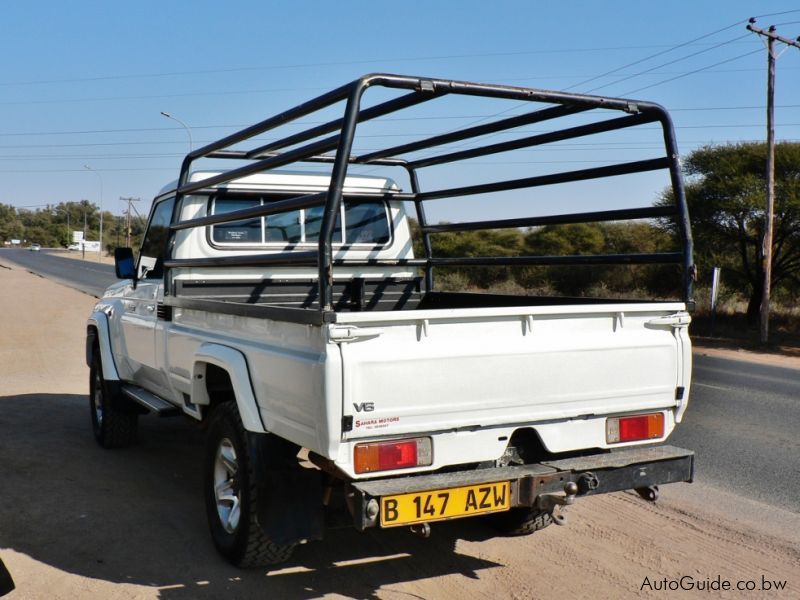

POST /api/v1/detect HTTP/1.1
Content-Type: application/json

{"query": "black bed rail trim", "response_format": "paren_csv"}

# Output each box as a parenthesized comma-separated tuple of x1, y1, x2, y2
(165, 251, 318, 269)
(163, 296, 332, 325)
(165, 251, 683, 270)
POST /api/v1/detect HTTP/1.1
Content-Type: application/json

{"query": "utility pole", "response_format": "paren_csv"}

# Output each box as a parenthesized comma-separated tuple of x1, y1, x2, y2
(82, 209, 88, 259)
(120, 197, 140, 247)
(746, 18, 800, 344)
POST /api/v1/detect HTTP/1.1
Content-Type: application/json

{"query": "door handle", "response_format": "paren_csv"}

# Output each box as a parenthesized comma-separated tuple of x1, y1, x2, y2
(645, 313, 691, 329)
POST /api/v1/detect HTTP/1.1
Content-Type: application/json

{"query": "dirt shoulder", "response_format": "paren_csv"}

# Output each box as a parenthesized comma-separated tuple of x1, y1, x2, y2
(692, 339, 800, 370)
(692, 339, 800, 369)
(0, 262, 797, 599)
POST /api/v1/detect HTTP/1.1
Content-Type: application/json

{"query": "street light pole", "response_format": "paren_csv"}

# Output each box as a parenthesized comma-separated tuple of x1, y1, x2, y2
(160, 111, 193, 154)
(84, 165, 104, 261)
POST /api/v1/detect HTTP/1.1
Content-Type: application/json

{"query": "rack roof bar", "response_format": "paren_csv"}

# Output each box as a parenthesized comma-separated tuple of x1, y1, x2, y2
(409, 112, 658, 169)
(416, 157, 670, 202)
(421, 206, 678, 234)
(185, 81, 354, 163)
(207, 150, 407, 167)
(178, 134, 342, 196)
(246, 91, 440, 158)
(358, 104, 591, 163)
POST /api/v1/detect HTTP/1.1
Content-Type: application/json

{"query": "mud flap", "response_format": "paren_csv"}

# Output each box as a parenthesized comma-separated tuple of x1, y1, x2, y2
(0, 556, 14, 597)
(249, 433, 325, 546)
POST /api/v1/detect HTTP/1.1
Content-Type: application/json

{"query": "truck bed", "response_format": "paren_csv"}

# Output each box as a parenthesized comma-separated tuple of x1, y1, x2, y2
(173, 277, 675, 314)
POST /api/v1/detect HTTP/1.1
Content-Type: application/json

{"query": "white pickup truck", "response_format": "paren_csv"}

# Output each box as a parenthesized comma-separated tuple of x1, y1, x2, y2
(87, 74, 695, 567)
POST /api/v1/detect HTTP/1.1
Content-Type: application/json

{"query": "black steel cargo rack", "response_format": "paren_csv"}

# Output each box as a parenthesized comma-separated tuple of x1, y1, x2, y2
(162, 73, 694, 322)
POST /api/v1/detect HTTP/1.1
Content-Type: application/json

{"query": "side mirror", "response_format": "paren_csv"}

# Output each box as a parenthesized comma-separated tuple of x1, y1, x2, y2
(114, 247, 136, 280)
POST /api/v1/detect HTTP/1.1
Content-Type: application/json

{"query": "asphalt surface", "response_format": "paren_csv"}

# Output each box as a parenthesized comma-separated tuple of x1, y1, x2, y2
(0, 249, 116, 297)
(671, 354, 800, 512)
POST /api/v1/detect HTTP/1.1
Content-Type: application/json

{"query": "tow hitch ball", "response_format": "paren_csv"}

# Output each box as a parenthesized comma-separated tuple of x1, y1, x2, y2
(536, 481, 578, 526)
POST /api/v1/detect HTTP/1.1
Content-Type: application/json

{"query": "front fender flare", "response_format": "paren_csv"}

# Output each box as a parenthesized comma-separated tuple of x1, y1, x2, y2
(192, 343, 266, 433)
(86, 312, 120, 381)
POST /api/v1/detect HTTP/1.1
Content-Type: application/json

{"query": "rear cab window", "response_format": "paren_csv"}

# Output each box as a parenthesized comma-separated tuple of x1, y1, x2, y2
(209, 196, 391, 248)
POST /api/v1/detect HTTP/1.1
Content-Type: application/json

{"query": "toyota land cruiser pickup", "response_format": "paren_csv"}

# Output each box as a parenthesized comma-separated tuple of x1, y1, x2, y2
(86, 74, 695, 567)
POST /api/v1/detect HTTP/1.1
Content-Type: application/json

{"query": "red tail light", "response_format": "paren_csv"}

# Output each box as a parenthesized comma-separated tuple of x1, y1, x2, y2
(606, 413, 664, 444)
(354, 438, 432, 474)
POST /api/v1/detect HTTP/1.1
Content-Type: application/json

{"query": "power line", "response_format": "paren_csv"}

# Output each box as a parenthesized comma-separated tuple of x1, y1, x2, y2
(620, 48, 763, 96)
(0, 41, 771, 90)
(568, 22, 748, 92)
(583, 33, 753, 94)
(567, 8, 800, 93)
(3, 62, 799, 108)
(2, 122, 800, 159)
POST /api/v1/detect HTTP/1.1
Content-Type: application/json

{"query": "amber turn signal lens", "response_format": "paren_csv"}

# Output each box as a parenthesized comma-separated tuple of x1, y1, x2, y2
(606, 413, 664, 444)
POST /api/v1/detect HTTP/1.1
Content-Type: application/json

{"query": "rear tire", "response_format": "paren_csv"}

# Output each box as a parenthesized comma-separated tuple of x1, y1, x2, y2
(486, 506, 554, 536)
(89, 352, 138, 448)
(204, 401, 295, 567)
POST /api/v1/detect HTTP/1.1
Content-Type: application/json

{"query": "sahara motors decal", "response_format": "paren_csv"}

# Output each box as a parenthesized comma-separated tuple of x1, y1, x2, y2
(355, 416, 400, 429)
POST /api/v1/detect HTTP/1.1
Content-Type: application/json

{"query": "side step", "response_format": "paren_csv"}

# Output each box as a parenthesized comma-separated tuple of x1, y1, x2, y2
(121, 385, 181, 417)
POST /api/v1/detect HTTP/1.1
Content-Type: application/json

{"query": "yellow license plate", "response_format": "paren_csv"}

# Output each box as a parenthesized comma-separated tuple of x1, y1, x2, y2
(380, 481, 511, 527)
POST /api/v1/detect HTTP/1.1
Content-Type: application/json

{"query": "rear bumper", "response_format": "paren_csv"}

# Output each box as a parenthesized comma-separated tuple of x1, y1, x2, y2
(349, 445, 693, 530)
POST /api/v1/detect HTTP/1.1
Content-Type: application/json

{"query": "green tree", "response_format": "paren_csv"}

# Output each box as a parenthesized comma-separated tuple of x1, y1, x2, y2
(659, 142, 800, 322)
(0, 204, 24, 243)
(430, 227, 524, 288)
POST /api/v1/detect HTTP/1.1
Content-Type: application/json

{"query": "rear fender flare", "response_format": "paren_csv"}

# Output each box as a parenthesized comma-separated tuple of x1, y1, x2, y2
(192, 343, 266, 433)
(86, 313, 120, 381)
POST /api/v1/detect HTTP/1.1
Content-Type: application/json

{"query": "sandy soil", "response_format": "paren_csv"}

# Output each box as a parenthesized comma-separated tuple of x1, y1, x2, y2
(0, 259, 797, 599)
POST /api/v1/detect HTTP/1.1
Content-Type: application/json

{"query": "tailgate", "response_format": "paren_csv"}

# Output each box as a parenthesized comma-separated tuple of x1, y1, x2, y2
(335, 303, 690, 440)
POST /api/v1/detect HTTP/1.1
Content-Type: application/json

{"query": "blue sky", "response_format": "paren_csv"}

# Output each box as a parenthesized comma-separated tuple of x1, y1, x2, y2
(1, 1, 799, 224)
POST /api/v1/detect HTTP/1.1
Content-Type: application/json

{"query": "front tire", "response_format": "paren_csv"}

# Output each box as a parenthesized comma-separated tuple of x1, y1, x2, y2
(89, 352, 138, 448)
(204, 402, 295, 567)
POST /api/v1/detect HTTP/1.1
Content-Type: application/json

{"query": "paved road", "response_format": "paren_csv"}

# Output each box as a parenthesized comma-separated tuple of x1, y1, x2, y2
(0, 249, 116, 297)
(671, 354, 800, 512)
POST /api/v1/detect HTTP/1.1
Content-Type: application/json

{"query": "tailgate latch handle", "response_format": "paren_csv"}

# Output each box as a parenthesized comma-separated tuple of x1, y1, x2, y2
(645, 312, 691, 329)
(328, 325, 384, 343)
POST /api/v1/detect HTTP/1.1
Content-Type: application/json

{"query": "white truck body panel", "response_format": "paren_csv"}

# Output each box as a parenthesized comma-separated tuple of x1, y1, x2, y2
(92, 170, 693, 481)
